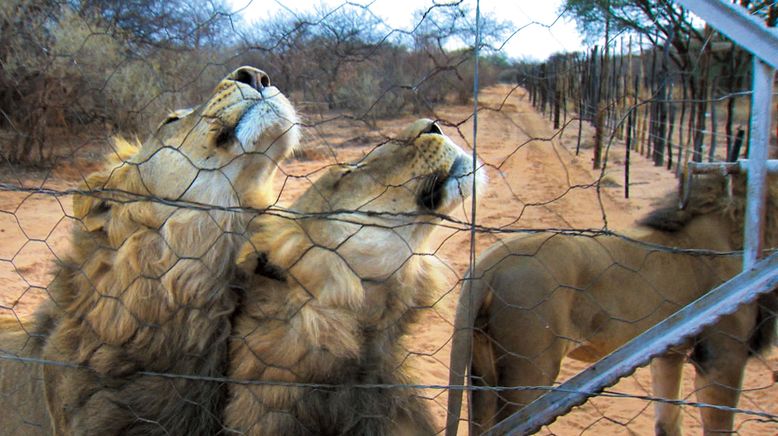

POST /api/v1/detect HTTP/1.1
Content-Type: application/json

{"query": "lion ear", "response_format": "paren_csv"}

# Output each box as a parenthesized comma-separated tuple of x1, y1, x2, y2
(74, 172, 112, 232)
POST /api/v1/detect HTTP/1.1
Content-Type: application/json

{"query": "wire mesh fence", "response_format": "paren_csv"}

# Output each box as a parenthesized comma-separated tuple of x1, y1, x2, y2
(0, 0, 776, 435)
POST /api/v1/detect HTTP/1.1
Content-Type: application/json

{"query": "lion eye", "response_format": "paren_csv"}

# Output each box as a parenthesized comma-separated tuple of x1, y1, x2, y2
(214, 127, 234, 148)
(161, 115, 180, 126)
(159, 108, 194, 128)
(333, 169, 351, 189)
(94, 201, 111, 213)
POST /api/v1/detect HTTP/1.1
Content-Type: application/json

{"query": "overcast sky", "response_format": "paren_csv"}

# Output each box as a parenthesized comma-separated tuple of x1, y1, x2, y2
(228, 0, 585, 61)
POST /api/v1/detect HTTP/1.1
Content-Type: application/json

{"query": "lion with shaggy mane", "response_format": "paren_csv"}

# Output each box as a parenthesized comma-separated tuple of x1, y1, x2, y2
(0, 66, 299, 435)
(224, 119, 484, 435)
(446, 172, 777, 436)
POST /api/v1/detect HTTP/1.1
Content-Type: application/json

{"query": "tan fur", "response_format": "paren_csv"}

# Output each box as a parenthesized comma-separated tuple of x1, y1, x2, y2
(447, 173, 777, 436)
(224, 119, 484, 435)
(0, 67, 300, 435)
(0, 317, 50, 435)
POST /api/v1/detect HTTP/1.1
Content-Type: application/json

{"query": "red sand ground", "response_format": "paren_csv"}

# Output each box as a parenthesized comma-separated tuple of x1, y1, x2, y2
(1, 84, 775, 434)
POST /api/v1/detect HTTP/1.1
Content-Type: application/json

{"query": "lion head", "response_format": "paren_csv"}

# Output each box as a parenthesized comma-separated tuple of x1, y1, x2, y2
(226, 119, 485, 435)
(640, 172, 778, 250)
(74, 66, 299, 234)
(239, 118, 484, 285)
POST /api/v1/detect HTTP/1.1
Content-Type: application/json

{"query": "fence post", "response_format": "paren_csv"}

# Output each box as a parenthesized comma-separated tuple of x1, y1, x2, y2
(744, 60, 774, 268)
(673, 0, 778, 268)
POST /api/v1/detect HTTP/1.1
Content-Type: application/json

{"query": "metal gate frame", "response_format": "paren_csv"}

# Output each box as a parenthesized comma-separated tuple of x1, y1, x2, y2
(485, 1, 778, 434)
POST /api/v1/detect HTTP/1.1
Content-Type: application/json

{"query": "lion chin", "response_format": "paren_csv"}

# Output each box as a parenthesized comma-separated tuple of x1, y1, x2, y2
(0, 66, 300, 436)
(223, 119, 483, 436)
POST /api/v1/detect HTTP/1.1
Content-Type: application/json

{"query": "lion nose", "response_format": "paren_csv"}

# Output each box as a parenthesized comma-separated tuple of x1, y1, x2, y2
(229, 66, 270, 91)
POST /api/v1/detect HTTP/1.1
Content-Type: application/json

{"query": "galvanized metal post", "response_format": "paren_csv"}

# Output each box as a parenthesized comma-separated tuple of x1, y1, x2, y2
(744, 60, 774, 268)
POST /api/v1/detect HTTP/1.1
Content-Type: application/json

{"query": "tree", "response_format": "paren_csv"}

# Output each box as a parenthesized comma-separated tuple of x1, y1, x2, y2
(75, 0, 234, 49)
(0, 0, 63, 163)
(0, 0, 238, 164)
(236, 2, 513, 119)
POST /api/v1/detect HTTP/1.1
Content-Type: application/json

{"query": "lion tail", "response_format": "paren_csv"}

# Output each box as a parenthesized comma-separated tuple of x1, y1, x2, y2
(749, 291, 778, 356)
(446, 274, 492, 436)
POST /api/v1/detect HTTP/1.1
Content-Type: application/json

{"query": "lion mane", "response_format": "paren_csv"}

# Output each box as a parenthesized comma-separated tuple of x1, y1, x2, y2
(640, 172, 778, 249)
(446, 172, 777, 436)
(0, 139, 140, 435)
(224, 119, 483, 435)
(0, 66, 300, 435)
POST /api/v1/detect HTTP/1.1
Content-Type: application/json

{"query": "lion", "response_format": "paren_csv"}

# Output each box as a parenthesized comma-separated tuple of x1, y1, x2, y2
(223, 119, 485, 435)
(0, 66, 300, 435)
(446, 172, 777, 436)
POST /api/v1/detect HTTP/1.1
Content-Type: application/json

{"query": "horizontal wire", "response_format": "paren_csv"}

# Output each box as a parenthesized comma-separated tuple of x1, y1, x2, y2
(0, 352, 775, 422)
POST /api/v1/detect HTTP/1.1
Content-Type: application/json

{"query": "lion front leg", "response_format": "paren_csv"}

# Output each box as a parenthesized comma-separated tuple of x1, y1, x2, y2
(692, 326, 748, 436)
(42, 365, 133, 436)
(651, 352, 686, 436)
(692, 345, 748, 435)
(41, 349, 100, 435)
(225, 333, 312, 435)
(226, 298, 363, 435)
(326, 383, 435, 436)
(42, 364, 71, 435)
(388, 392, 436, 436)
(690, 308, 755, 436)
(41, 320, 139, 436)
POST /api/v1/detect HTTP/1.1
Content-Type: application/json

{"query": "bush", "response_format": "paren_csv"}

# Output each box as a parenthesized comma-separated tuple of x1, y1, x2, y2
(0, 0, 231, 164)
(0, 0, 512, 163)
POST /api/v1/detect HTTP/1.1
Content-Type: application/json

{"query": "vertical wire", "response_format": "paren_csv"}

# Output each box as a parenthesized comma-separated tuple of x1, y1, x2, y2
(465, 0, 482, 427)
(470, 2, 481, 256)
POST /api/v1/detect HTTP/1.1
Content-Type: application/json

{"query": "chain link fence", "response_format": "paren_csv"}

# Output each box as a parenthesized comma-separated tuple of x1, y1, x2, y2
(0, 0, 776, 435)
